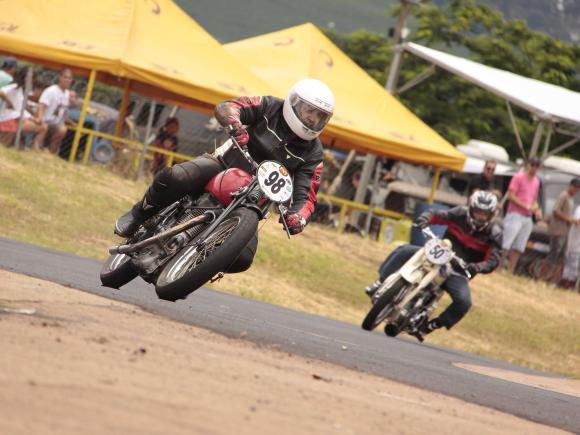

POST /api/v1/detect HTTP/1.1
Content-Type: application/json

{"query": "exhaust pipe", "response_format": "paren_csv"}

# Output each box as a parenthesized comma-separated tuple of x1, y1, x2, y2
(109, 211, 215, 255)
(384, 323, 399, 337)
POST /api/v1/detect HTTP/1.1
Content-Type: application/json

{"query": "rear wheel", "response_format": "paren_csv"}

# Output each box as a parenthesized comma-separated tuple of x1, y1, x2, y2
(361, 279, 408, 331)
(155, 208, 259, 301)
(100, 253, 138, 288)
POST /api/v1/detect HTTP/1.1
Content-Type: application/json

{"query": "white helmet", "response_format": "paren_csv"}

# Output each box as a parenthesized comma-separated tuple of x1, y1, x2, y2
(283, 78, 335, 141)
(468, 190, 498, 231)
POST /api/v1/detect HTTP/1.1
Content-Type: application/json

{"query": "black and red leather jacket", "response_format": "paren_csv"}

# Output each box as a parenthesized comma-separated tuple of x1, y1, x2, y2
(214, 95, 323, 222)
(415, 206, 503, 274)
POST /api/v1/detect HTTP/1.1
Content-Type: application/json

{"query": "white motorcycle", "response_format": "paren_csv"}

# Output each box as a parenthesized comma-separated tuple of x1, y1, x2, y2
(361, 227, 470, 341)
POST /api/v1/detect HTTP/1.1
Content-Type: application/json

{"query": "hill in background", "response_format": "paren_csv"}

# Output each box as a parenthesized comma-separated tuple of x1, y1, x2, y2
(176, 0, 580, 42)
(177, 0, 396, 42)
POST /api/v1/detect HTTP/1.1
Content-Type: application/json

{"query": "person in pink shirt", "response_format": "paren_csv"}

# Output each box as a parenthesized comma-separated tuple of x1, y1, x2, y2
(501, 157, 542, 273)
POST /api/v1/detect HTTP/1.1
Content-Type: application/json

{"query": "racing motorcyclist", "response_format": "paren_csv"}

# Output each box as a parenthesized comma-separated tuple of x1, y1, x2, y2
(113, 79, 335, 269)
(365, 190, 502, 340)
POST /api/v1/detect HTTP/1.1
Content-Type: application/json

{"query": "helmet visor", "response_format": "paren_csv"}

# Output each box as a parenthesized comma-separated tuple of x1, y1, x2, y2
(470, 208, 493, 228)
(290, 96, 332, 132)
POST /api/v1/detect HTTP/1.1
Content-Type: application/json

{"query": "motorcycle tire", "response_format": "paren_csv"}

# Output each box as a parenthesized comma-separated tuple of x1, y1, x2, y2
(100, 253, 138, 289)
(155, 208, 259, 301)
(361, 279, 407, 331)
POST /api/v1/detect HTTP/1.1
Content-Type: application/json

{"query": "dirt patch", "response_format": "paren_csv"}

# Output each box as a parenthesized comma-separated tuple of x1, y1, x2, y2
(0, 270, 567, 435)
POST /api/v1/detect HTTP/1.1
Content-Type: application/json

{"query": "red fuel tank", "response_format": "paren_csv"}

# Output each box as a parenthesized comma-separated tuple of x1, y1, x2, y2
(205, 168, 253, 206)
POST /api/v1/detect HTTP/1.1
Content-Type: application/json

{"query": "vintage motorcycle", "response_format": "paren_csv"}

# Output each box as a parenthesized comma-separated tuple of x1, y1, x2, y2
(100, 133, 294, 301)
(361, 226, 470, 341)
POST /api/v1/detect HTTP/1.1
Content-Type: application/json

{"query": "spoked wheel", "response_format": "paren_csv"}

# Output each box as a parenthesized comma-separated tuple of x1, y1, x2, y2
(155, 208, 258, 301)
(100, 252, 138, 289)
(361, 279, 408, 331)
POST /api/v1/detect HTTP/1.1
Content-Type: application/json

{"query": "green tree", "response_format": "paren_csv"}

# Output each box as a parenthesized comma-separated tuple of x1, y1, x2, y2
(324, 0, 580, 159)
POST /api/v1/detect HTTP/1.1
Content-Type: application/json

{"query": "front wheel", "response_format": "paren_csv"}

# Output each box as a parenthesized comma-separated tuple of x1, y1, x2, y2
(155, 208, 259, 301)
(100, 253, 138, 288)
(361, 279, 408, 331)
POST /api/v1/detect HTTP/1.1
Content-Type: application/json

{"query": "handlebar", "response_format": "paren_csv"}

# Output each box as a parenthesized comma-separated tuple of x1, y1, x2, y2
(418, 225, 471, 278)
(226, 125, 259, 172)
(419, 225, 437, 240)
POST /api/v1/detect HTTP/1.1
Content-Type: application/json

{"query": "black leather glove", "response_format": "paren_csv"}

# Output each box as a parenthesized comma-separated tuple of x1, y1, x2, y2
(466, 263, 479, 278)
(414, 216, 429, 229)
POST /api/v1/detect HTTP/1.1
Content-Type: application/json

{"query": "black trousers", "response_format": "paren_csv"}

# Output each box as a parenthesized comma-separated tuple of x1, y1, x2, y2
(144, 155, 224, 209)
(145, 155, 257, 273)
(378, 244, 472, 329)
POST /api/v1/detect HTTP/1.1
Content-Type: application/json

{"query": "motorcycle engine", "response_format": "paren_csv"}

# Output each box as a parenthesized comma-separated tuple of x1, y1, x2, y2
(131, 206, 214, 276)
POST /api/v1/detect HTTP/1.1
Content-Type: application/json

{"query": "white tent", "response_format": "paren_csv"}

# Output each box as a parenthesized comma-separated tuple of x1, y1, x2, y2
(403, 43, 580, 159)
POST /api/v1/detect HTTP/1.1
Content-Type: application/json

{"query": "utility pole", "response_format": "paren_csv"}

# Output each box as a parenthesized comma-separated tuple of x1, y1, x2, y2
(353, 0, 417, 206)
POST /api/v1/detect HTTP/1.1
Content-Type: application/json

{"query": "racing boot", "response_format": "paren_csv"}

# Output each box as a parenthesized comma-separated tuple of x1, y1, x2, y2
(409, 317, 443, 342)
(364, 279, 383, 299)
(421, 318, 442, 334)
(114, 195, 161, 238)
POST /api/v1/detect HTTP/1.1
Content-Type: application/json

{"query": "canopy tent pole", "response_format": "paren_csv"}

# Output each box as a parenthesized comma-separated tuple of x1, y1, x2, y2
(396, 64, 436, 95)
(13, 68, 33, 150)
(385, 0, 414, 92)
(114, 79, 131, 139)
(355, 0, 415, 208)
(544, 135, 580, 159)
(354, 155, 376, 204)
(69, 69, 96, 163)
(327, 150, 356, 196)
(169, 105, 179, 118)
(363, 160, 384, 236)
(136, 101, 157, 179)
(541, 123, 553, 158)
(505, 101, 527, 161)
(428, 168, 441, 204)
(555, 126, 580, 138)
(529, 121, 545, 159)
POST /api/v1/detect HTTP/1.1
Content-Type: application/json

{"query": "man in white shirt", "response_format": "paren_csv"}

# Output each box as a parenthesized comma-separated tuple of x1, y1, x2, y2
(0, 57, 17, 88)
(0, 66, 47, 149)
(0, 57, 17, 115)
(38, 68, 74, 154)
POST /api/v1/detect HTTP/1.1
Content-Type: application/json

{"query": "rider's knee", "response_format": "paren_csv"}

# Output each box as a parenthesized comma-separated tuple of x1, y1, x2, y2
(152, 165, 190, 191)
(455, 294, 472, 314)
(227, 234, 258, 273)
(168, 164, 192, 186)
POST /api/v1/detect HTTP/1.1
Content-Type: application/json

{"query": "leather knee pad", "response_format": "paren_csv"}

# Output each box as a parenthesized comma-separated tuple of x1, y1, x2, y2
(227, 233, 258, 273)
(146, 157, 223, 207)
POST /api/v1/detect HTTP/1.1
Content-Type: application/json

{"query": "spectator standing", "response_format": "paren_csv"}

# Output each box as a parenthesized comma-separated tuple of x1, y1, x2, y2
(547, 178, 580, 281)
(562, 204, 580, 290)
(0, 57, 17, 88)
(38, 68, 74, 154)
(0, 67, 47, 150)
(468, 159, 502, 199)
(501, 158, 542, 274)
(150, 117, 179, 175)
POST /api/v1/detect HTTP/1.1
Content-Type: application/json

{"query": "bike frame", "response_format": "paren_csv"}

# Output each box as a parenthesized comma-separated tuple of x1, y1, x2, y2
(109, 134, 292, 257)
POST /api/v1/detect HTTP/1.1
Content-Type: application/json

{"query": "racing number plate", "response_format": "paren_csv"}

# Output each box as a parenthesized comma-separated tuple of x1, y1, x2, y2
(424, 238, 453, 265)
(257, 161, 293, 203)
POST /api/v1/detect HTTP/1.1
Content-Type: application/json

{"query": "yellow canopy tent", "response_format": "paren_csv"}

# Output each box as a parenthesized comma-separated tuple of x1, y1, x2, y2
(226, 23, 465, 171)
(0, 0, 274, 111)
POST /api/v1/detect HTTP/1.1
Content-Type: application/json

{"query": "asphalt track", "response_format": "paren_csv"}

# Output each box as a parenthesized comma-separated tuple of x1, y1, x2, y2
(0, 237, 578, 433)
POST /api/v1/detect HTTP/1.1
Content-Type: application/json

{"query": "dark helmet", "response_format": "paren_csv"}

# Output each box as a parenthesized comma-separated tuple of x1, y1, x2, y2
(468, 190, 498, 231)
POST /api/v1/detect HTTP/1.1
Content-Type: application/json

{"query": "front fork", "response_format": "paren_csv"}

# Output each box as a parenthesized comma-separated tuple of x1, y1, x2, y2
(388, 261, 451, 328)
